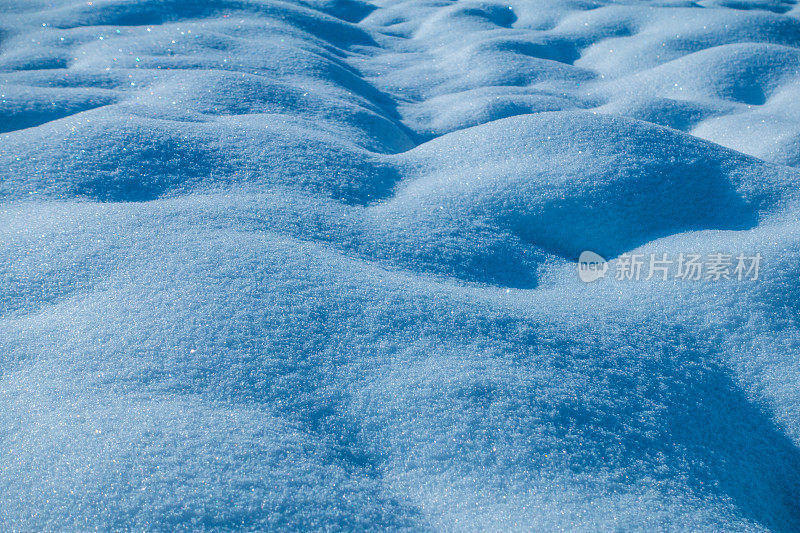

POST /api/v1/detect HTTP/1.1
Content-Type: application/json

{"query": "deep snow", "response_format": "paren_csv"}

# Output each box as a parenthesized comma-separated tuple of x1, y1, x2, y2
(2, 0, 800, 530)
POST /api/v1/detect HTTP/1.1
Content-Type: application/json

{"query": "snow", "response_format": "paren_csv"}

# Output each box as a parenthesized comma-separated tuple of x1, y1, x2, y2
(2, 0, 800, 530)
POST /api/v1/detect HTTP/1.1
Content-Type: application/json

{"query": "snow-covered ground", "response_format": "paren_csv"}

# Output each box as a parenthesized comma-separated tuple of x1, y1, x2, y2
(2, 0, 800, 529)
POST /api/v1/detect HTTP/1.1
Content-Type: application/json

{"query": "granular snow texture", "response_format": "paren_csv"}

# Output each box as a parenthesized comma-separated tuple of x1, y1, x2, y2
(2, 0, 800, 530)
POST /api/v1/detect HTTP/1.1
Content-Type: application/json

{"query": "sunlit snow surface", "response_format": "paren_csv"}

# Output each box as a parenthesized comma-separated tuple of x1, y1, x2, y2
(2, 0, 800, 529)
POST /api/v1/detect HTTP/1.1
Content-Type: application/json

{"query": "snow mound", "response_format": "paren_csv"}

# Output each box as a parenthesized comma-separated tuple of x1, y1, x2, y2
(386, 111, 796, 260)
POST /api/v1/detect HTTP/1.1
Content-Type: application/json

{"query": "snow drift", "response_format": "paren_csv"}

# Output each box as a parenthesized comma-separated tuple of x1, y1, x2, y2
(2, 0, 800, 530)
